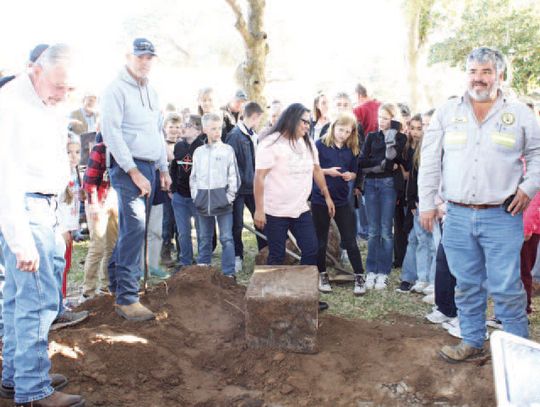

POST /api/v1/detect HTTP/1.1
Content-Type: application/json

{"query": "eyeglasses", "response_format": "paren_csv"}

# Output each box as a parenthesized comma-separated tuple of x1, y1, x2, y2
(183, 123, 194, 128)
(300, 119, 310, 126)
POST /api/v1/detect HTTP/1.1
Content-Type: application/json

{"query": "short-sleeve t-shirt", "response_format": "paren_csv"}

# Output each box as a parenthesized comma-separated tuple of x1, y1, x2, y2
(255, 132, 319, 218)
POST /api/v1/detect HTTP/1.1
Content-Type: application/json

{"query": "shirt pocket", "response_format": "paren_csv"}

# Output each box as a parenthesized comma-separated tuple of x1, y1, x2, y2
(444, 131, 467, 150)
(490, 131, 519, 152)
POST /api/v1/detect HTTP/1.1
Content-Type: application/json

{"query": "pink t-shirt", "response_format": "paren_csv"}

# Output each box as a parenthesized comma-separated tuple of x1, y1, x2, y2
(256, 132, 319, 218)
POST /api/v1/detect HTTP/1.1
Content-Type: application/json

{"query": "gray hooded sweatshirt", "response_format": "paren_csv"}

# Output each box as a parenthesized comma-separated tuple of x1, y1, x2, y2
(100, 66, 167, 173)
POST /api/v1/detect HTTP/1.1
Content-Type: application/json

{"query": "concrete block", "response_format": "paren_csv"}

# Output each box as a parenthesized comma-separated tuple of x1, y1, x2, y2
(245, 265, 319, 353)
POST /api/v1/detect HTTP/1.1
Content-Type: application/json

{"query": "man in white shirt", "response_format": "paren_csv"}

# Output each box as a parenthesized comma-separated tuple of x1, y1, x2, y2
(0, 44, 85, 406)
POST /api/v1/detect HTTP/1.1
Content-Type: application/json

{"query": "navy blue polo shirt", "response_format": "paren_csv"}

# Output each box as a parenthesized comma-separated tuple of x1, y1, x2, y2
(312, 139, 358, 207)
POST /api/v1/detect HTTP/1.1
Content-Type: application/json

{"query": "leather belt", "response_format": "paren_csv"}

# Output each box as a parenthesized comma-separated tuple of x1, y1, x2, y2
(449, 201, 500, 210)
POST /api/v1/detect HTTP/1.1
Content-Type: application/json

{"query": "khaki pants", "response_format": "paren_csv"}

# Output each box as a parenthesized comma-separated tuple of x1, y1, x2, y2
(82, 190, 118, 296)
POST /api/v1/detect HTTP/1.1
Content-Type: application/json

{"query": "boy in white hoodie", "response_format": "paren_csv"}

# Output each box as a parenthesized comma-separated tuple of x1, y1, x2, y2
(190, 113, 240, 277)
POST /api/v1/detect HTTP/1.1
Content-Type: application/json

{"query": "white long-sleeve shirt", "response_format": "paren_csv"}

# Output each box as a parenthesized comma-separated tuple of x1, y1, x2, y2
(0, 73, 70, 255)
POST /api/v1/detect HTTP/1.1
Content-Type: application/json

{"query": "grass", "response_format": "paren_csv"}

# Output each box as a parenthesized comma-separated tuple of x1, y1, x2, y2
(69, 214, 540, 341)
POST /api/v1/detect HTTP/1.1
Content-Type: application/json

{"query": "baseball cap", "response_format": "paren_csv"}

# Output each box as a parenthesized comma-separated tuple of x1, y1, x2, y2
(132, 38, 156, 57)
(29, 43, 49, 63)
(235, 89, 248, 100)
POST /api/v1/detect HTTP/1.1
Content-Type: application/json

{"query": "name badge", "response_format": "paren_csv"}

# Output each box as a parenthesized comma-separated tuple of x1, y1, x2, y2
(452, 116, 468, 123)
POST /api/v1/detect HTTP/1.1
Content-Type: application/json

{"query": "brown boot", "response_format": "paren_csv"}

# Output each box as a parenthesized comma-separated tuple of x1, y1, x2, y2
(115, 302, 155, 321)
(15, 390, 85, 406)
(439, 341, 485, 363)
(1, 374, 68, 399)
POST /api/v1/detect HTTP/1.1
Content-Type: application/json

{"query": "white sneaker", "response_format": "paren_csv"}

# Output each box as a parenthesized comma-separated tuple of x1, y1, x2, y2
(318, 272, 332, 293)
(486, 317, 503, 330)
(422, 293, 435, 304)
(365, 272, 377, 290)
(411, 281, 429, 293)
(234, 256, 243, 273)
(353, 274, 367, 296)
(443, 318, 489, 340)
(423, 283, 435, 295)
(374, 273, 388, 290)
(426, 308, 452, 324)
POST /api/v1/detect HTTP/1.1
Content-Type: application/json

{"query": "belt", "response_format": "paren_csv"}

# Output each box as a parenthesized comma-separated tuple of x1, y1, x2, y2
(133, 157, 156, 165)
(449, 201, 501, 210)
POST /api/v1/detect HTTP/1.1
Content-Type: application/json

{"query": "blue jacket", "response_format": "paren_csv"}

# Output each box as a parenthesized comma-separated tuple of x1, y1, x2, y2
(312, 140, 358, 207)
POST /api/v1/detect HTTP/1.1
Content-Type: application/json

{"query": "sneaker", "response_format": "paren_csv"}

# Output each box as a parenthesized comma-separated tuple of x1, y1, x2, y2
(50, 310, 89, 331)
(396, 281, 413, 293)
(426, 308, 453, 324)
(365, 272, 377, 290)
(318, 272, 332, 293)
(422, 293, 435, 304)
(149, 267, 169, 279)
(486, 317, 503, 330)
(411, 281, 429, 294)
(439, 341, 485, 364)
(77, 294, 93, 305)
(115, 302, 155, 321)
(374, 273, 388, 290)
(443, 318, 489, 341)
(234, 256, 243, 273)
(340, 249, 350, 265)
(423, 283, 435, 295)
(353, 274, 367, 296)
(1, 373, 68, 399)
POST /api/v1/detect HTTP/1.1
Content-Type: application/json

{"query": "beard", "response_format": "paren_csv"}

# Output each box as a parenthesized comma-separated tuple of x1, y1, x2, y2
(467, 80, 499, 102)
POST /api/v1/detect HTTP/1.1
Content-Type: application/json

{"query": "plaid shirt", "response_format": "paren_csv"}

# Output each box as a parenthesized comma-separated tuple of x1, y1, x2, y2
(83, 143, 110, 204)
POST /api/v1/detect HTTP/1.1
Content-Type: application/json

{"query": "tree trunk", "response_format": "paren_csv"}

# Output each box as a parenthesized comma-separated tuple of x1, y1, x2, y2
(226, 0, 269, 110)
(406, 5, 420, 112)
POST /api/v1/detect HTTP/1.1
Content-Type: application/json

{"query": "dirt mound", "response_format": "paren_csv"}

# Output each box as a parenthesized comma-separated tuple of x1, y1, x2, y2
(1, 267, 495, 406)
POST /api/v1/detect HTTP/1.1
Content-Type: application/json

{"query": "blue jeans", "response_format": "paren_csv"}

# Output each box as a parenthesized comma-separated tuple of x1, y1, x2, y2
(356, 196, 369, 240)
(0, 244, 5, 338)
(197, 212, 235, 275)
(401, 214, 436, 283)
(109, 160, 156, 305)
(443, 203, 528, 348)
(364, 177, 396, 275)
(172, 193, 200, 266)
(0, 195, 65, 403)
(264, 211, 318, 266)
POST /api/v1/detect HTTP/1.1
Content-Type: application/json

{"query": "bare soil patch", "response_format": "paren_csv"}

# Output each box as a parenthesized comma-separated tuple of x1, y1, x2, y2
(1, 267, 495, 406)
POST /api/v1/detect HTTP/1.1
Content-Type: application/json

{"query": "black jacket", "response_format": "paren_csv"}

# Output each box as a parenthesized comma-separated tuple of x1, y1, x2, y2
(225, 122, 256, 195)
(170, 136, 205, 197)
(358, 129, 408, 180)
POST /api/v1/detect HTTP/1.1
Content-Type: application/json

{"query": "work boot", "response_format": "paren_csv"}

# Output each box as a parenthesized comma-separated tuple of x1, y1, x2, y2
(15, 390, 85, 406)
(439, 341, 485, 363)
(1, 374, 68, 399)
(160, 244, 174, 267)
(115, 302, 155, 321)
(50, 311, 89, 331)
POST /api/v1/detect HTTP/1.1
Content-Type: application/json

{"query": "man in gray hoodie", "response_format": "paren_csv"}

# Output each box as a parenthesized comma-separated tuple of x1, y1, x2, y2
(101, 38, 171, 321)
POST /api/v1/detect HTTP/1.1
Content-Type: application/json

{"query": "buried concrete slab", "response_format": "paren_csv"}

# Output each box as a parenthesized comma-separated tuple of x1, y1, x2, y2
(245, 265, 319, 354)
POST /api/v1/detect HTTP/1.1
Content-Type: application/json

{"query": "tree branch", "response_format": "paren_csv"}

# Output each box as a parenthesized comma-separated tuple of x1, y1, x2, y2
(224, 0, 251, 46)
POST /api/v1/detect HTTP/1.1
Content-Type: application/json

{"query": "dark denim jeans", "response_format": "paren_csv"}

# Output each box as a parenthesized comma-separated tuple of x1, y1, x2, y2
(364, 177, 396, 275)
(312, 204, 364, 275)
(264, 211, 317, 266)
(162, 194, 180, 260)
(232, 194, 266, 258)
(109, 160, 156, 305)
